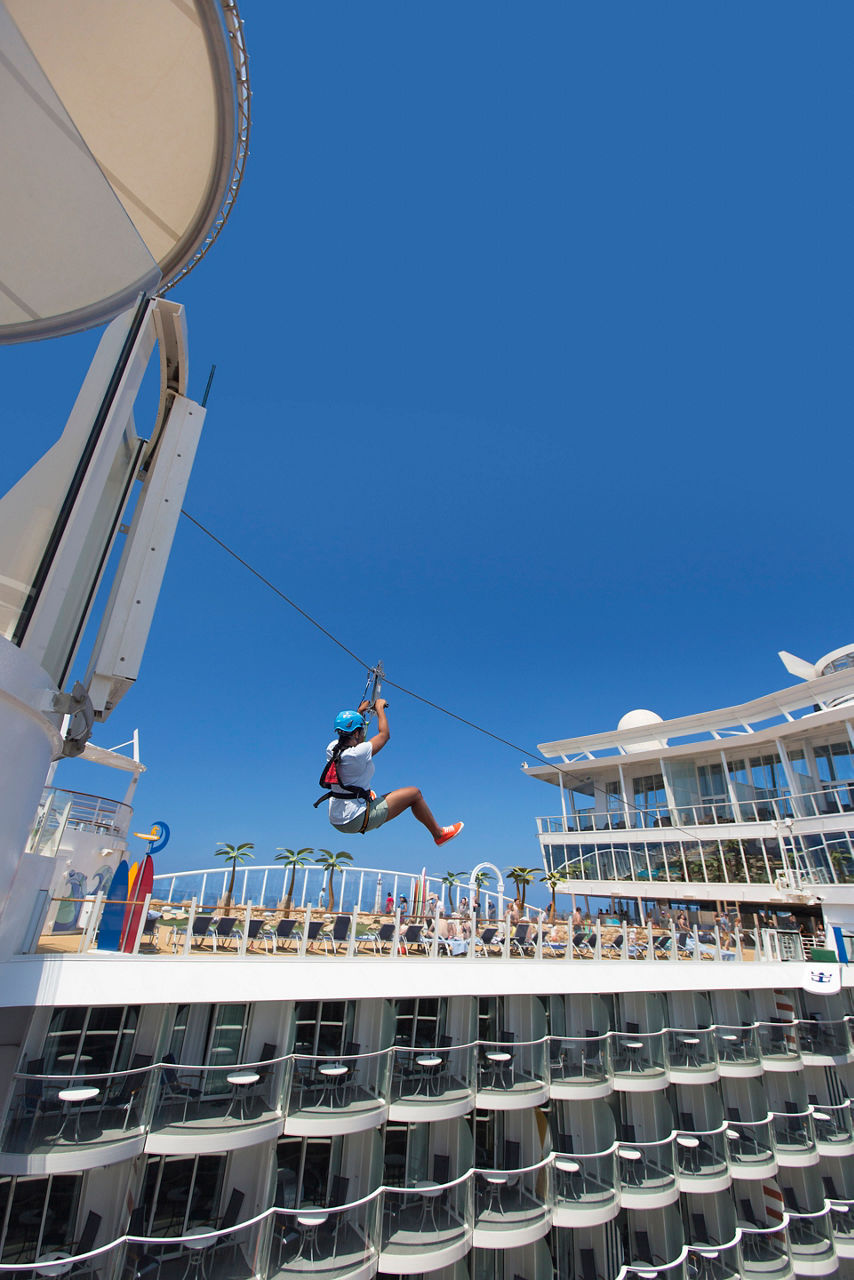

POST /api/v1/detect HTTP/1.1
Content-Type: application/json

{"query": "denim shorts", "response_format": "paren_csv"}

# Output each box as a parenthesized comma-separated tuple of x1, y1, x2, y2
(332, 796, 390, 834)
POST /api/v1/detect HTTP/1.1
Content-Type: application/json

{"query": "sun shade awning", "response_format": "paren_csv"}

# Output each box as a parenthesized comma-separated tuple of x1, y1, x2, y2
(0, 0, 246, 343)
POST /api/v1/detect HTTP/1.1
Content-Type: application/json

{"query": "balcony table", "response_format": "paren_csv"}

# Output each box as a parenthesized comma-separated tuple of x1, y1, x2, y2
(483, 1173, 508, 1214)
(412, 1181, 442, 1232)
(225, 1070, 259, 1120)
(484, 1051, 513, 1089)
(35, 1252, 73, 1277)
(679, 1036, 701, 1067)
(294, 1211, 329, 1261)
(617, 1146, 643, 1186)
(53, 1086, 100, 1141)
(554, 1157, 581, 1199)
(620, 1040, 645, 1072)
(317, 1064, 348, 1107)
(180, 1225, 216, 1280)
(414, 1055, 442, 1096)
(677, 1134, 700, 1173)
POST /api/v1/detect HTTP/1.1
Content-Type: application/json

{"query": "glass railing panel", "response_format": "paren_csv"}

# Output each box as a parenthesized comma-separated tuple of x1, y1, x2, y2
(737, 1226, 792, 1278)
(0, 1063, 158, 1156)
(476, 1036, 542, 1094)
(612, 1029, 666, 1078)
(617, 1138, 675, 1194)
(667, 1028, 716, 1070)
(811, 1101, 853, 1145)
(675, 1128, 727, 1178)
(786, 1208, 835, 1262)
(724, 1117, 775, 1168)
(273, 1197, 381, 1278)
(771, 1109, 816, 1154)
(2, 1239, 123, 1280)
(715, 1024, 759, 1065)
(756, 1021, 801, 1062)
(121, 1217, 267, 1280)
(391, 1044, 473, 1103)
(474, 1160, 549, 1229)
(552, 1149, 617, 1210)
(550, 1034, 611, 1085)
(798, 1017, 851, 1056)
(687, 1243, 741, 1280)
(152, 1058, 283, 1134)
(381, 1177, 471, 1252)
(828, 1199, 854, 1242)
(287, 1049, 389, 1115)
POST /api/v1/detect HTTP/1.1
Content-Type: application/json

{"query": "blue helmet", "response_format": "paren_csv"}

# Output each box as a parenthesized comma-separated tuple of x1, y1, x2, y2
(335, 710, 366, 734)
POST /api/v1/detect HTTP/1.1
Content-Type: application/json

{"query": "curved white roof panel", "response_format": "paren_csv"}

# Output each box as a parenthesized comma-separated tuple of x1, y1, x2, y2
(0, 0, 248, 343)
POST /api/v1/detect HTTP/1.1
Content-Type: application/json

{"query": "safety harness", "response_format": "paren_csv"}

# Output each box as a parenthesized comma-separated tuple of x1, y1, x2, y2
(314, 663, 386, 835)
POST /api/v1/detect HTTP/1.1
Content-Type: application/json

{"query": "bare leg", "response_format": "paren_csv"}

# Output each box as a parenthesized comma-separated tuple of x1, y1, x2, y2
(383, 787, 442, 839)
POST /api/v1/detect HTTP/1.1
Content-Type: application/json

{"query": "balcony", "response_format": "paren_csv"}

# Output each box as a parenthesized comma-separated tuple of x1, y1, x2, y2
(612, 1030, 667, 1091)
(475, 1036, 548, 1110)
(797, 1017, 852, 1060)
(666, 1028, 718, 1082)
(272, 1197, 380, 1280)
(0, 1060, 158, 1172)
(810, 1101, 854, 1152)
(827, 1199, 854, 1258)
(472, 1158, 551, 1248)
(389, 1043, 474, 1121)
(687, 1242, 742, 1280)
(548, 1034, 612, 1100)
(722, 1118, 777, 1178)
(756, 1022, 802, 1071)
(785, 1207, 837, 1275)
(285, 1048, 389, 1136)
(551, 1149, 619, 1228)
(380, 1177, 471, 1273)
(770, 1109, 818, 1167)
(616, 1138, 678, 1209)
(737, 1225, 794, 1280)
(27, 787, 133, 854)
(715, 1025, 761, 1076)
(674, 1128, 730, 1192)
(148, 1054, 285, 1153)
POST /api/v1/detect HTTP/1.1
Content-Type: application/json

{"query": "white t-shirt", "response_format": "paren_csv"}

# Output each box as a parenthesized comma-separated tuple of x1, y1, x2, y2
(326, 739, 375, 826)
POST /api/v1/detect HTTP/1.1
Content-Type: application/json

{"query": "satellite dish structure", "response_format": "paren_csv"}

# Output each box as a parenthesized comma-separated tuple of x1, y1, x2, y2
(0, 0, 249, 343)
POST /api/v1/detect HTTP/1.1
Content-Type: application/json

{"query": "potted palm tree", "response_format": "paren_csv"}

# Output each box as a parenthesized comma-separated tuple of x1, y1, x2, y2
(506, 865, 538, 912)
(275, 847, 314, 916)
(315, 849, 354, 913)
(472, 868, 493, 920)
(540, 870, 565, 923)
(440, 870, 464, 914)
(215, 842, 255, 911)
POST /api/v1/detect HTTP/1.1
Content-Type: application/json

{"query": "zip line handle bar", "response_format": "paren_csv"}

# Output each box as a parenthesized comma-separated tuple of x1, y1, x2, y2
(361, 662, 387, 727)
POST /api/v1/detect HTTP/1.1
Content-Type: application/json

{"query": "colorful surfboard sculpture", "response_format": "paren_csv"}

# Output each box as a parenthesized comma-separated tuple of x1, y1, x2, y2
(128, 861, 139, 894)
(121, 853, 154, 952)
(97, 858, 129, 951)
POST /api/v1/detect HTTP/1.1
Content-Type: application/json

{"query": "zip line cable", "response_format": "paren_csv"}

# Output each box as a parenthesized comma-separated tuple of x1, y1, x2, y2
(179, 508, 731, 850)
(180, 509, 537, 757)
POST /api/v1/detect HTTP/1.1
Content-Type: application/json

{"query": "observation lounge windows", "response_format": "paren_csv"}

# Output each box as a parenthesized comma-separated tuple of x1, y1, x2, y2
(632, 774, 669, 828)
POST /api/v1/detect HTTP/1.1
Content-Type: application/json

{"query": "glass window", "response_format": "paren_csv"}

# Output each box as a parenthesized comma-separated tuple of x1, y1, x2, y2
(0, 1175, 80, 1261)
(42, 1006, 139, 1076)
(140, 1155, 224, 1236)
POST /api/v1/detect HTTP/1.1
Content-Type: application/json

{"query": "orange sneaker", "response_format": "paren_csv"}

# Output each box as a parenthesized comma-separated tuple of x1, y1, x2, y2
(435, 822, 464, 846)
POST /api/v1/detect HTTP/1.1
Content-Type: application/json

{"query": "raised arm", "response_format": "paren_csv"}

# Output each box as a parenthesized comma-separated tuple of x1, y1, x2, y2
(367, 698, 390, 755)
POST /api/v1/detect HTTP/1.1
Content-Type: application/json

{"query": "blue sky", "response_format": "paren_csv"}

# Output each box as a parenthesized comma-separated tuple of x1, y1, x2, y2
(3, 2, 853, 910)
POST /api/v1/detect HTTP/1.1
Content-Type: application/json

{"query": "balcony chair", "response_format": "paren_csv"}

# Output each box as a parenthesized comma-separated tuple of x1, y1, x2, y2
(338, 1041, 360, 1104)
(170, 914, 213, 952)
(15, 1056, 51, 1143)
(323, 1175, 350, 1253)
(125, 1208, 160, 1280)
(159, 1053, 202, 1121)
(582, 1029, 603, 1075)
(244, 1042, 277, 1116)
(102, 1053, 152, 1130)
(244, 918, 265, 950)
(207, 917, 239, 950)
(510, 922, 533, 955)
(473, 925, 500, 955)
(267, 917, 300, 951)
(210, 1188, 244, 1268)
(402, 923, 429, 953)
(572, 929, 595, 957)
(320, 915, 352, 954)
(67, 1210, 102, 1280)
(431, 1153, 452, 1224)
(370, 922, 396, 954)
(304, 919, 328, 949)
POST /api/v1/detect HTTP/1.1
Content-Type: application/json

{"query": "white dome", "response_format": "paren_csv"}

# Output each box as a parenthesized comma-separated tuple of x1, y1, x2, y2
(617, 708, 666, 753)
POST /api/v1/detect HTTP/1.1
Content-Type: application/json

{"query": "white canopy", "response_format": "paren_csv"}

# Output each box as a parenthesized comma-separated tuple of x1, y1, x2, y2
(0, 0, 247, 342)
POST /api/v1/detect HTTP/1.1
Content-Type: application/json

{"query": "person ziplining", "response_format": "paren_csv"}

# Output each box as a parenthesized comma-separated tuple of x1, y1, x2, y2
(315, 697, 464, 844)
